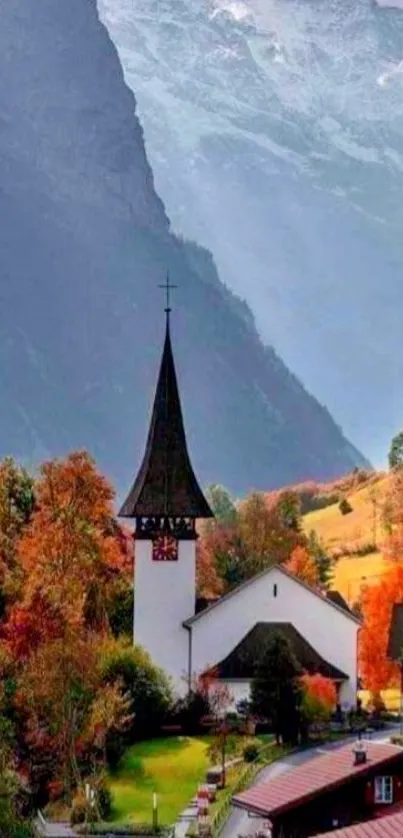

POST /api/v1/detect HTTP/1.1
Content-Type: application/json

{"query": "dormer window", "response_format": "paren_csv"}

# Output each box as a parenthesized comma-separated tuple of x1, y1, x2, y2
(374, 776, 393, 804)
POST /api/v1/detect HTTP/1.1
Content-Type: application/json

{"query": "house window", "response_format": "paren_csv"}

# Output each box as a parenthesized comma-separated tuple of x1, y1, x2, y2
(273, 584, 278, 597)
(374, 776, 393, 804)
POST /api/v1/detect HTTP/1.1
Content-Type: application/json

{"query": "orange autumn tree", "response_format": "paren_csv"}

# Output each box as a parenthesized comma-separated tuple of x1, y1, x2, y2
(15, 631, 132, 802)
(285, 545, 320, 589)
(12, 450, 131, 635)
(2, 452, 133, 800)
(359, 565, 403, 693)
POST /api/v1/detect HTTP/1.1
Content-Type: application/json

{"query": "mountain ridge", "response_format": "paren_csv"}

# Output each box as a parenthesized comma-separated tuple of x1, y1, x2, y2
(99, 0, 403, 465)
(0, 0, 368, 495)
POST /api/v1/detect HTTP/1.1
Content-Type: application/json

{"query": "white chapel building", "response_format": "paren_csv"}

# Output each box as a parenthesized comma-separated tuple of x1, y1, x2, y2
(119, 306, 360, 708)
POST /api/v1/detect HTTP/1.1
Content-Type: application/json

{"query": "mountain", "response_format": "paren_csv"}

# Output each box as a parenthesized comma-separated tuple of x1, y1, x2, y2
(99, 0, 403, 466)
(0, 0, 367, 498)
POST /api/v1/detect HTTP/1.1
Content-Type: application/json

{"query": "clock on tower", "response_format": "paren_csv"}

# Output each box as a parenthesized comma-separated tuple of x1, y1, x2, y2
(118, 280, 214, 694)
(152, 532, 178, 562)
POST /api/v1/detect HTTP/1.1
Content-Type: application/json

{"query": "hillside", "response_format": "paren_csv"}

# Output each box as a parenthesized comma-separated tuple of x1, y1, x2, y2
(301, 472, 394, 604)
(0, 0, 367, 497)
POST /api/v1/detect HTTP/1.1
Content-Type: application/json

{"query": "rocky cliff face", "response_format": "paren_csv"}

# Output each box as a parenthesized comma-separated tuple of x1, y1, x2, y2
(0, 0, 367, 496)
(99, 0, 403, 465)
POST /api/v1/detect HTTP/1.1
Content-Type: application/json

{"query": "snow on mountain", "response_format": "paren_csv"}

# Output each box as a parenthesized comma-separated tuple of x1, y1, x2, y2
(0, 0, 368, 496)
(99, 0, 403, 464)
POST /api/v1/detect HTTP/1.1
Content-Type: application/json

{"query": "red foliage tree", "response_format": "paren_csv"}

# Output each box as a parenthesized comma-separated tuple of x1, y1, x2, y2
(300, 673, 337, 711)
(359, 565, 403, 692)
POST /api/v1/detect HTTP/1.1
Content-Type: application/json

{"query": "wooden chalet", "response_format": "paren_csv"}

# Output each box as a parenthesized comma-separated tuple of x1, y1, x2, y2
(233, 741, 403, 838)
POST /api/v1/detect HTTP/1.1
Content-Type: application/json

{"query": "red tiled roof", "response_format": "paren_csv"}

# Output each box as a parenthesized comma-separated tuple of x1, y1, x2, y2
(317, 810, 403, 837)
(232, 742, 403, 818)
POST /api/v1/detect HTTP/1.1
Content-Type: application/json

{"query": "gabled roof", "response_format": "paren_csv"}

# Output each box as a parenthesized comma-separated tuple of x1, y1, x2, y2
(119, 316, 213, 519)
(317, 809, 403, 837)
(183, 564, 361, 627)
(233, 741, 403, 819)
(214, 622, 348, 681)
(326, 590, 354, 617)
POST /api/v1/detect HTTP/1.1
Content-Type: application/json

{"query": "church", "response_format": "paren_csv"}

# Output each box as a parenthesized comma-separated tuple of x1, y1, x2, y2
(119, 293, 360, 708)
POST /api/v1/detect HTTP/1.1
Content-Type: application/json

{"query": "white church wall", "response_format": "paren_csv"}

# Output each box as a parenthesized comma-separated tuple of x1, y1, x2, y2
(134, 539, 195, 696)
(219, 679, 250, 708)
(191, 567, 359, 707)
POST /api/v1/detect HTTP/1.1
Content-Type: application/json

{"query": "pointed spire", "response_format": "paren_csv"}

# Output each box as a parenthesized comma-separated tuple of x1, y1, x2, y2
(119, 296, 213, 520)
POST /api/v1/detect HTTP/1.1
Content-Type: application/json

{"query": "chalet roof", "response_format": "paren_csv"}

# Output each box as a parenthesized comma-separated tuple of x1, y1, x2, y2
(183, 564, 361, 627)
(232, 741, 403, 819)
(119, 316, 213, 519)
(214, 622, 348, 681)
(317, 809, 403, 838)
(387, 603, 403, 661)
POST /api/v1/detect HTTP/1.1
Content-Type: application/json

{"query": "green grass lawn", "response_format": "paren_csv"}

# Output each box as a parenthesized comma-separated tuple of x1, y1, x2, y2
(108, 736, 211, 825)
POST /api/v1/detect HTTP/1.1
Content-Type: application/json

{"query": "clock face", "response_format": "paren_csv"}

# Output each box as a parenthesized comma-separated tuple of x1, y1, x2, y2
(152, 533, 178, 562)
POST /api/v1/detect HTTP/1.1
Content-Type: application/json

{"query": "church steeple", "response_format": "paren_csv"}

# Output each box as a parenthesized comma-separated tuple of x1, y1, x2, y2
(119, 281, 213, 522)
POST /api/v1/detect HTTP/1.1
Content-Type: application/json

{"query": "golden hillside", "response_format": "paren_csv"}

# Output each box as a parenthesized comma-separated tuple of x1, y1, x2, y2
(301, 472, 394, 605)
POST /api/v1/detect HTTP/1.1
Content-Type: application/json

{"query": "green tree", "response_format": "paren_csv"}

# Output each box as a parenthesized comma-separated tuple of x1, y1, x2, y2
(100, 638, 172, 745)
(277, 490, 302, 532)
(250, 632, 301, 746)
(389, 430, 403, 470)
(107, 585, 134, 638)
(0, 687, 32, 837)
(205, 485, 237, 525)
(307, 530, 333, 589)
(0, 458, 35, 615)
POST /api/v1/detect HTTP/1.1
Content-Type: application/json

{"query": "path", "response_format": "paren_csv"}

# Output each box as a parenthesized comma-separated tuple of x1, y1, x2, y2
(34, 816, 78, 837)
(220, 729, 396, 838)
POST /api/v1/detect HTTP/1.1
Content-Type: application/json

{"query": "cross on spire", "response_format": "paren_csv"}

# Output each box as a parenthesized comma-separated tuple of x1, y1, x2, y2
(159, 273, 177, 316)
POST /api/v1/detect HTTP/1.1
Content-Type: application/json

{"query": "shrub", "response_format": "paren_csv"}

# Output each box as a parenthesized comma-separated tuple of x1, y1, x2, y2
(94, 777, 112, 820)
(243, 743, 259, 763)
(368, 693, 386, 715)
(105, 731, 126, 769)
(70, 793, 89, 826)
(339, 499, 353, 516)
(171, 690, 210, 735)
(390, 735, 403, 746)
(100, 638, 172, 744)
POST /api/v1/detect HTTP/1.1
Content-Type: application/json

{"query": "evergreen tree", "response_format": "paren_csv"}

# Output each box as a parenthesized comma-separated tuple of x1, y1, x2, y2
(307, 530, 333, 589)
(277, 490, 302, 532)
(251, 632, 301, 745)
(389, 430, 403, 470)
(205, 484, 237, 525)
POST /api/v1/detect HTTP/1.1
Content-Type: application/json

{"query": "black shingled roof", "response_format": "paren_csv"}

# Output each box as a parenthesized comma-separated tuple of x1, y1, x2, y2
(119, 317, 213, 519)
(214, 622, 348, 681)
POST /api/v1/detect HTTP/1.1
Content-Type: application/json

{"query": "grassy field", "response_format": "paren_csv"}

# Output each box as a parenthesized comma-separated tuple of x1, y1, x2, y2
(303, 475, 389, 554)
(332, 551, 394, 603)
(108, 736, 211, 825)
(302, 475, 393, 604)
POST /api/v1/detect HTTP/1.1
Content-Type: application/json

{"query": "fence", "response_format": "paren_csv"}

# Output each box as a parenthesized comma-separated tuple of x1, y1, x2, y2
(209, 742, 288, 838)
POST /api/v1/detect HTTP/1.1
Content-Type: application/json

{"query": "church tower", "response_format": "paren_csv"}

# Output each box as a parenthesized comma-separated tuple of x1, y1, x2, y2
(119, 282, 213, 694)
